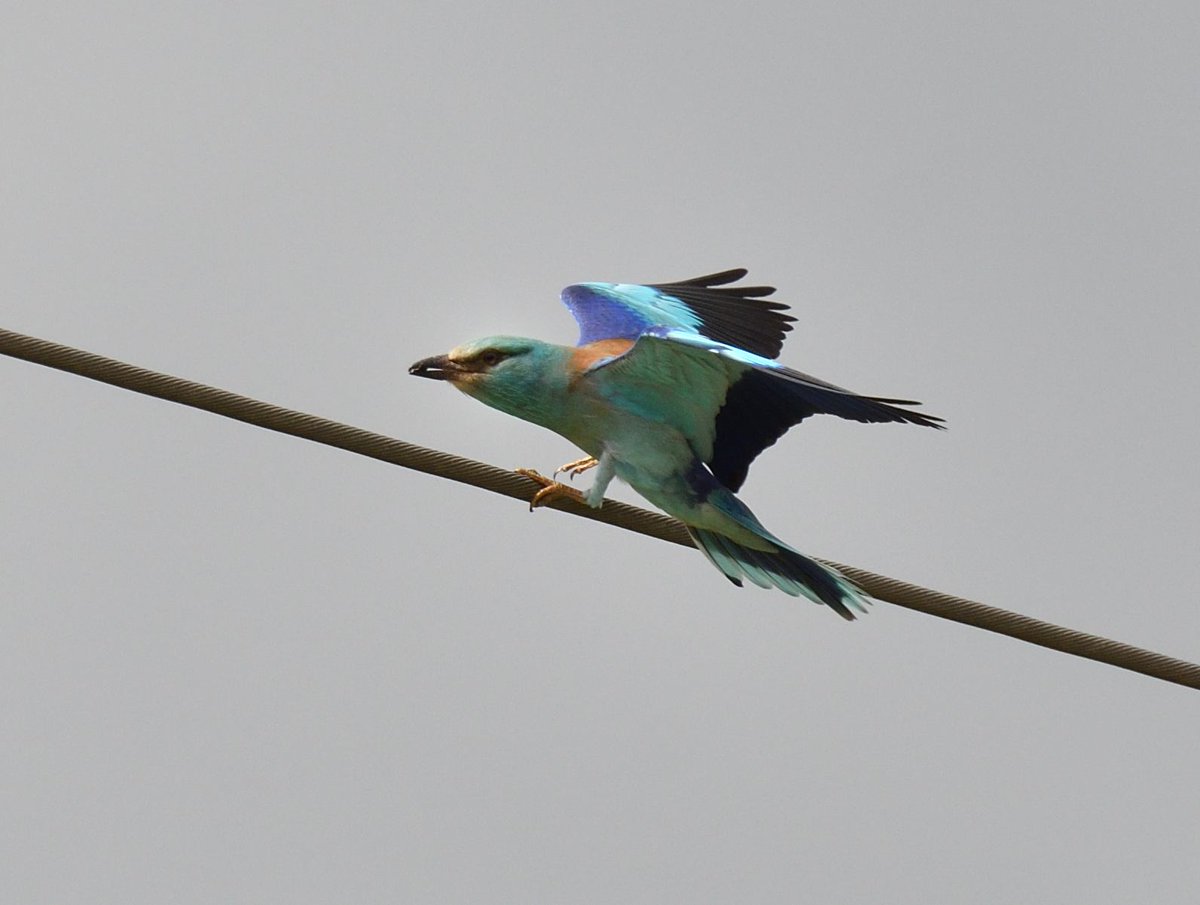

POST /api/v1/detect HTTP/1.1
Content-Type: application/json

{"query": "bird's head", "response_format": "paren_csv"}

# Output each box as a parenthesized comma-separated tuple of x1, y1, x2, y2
(410, 336, 567, 424)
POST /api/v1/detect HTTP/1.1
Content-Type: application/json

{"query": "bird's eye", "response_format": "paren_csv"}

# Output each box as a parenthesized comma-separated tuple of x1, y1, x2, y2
(479, 350, 503, 367)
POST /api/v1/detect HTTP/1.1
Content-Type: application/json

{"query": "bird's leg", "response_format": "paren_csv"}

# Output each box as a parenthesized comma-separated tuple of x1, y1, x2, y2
(581, 451, 615, 509)
(515, 451, 615, 511)
(553, 456, 599, 481)
(514, 468, 587, 511)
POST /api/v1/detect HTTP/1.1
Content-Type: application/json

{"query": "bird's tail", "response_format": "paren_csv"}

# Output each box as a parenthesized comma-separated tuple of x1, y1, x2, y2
(688, 486, 869, 620)
(688, 527, 867, 620)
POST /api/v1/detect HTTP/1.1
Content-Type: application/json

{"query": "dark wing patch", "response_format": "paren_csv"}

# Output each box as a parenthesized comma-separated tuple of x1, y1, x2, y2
(710, 369, 945, 491)
(710, 370, 816, 491)
(648, 269, 796, 359)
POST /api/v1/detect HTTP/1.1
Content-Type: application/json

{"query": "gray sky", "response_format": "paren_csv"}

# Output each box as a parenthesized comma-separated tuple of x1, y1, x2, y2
(3, 2, 1199, 902)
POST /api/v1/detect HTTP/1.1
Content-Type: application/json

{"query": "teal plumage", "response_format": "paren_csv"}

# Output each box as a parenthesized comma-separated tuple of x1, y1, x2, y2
(411, 269, 943, 619)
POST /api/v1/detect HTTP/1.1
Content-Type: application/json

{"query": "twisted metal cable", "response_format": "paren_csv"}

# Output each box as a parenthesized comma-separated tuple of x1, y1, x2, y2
(4, 326, 1198, 691)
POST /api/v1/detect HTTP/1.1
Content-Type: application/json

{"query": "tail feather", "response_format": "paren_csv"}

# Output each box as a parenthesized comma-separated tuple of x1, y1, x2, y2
(689, 526, 869, 620)
(675, 459, 870, 619)
(709, 531, 777, 591)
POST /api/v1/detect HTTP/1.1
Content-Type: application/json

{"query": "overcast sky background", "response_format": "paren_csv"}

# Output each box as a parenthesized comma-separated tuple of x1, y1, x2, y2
(3, 3, 1199, 903)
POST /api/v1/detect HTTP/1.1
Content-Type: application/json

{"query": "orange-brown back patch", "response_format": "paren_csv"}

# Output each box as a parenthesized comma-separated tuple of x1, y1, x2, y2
(569, 338, 635, 375)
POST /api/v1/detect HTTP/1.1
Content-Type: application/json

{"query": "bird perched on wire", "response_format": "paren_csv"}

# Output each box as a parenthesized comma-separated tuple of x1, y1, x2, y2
(410, 269, 943, 619)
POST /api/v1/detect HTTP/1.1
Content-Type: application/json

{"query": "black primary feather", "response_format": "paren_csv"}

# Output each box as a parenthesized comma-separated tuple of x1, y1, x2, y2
(709, 369, 945, 491)
(648, 269, 796, 359)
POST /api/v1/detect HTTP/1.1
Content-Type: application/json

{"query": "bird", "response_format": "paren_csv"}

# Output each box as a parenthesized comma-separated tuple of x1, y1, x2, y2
(410, 269, 943, 619)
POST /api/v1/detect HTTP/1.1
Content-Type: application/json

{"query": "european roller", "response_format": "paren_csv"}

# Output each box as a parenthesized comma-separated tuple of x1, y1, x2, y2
(410, 269, 943, 619)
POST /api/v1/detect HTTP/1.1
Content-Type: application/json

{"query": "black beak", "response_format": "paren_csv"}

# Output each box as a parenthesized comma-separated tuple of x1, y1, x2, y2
(409, 354, 461, 381)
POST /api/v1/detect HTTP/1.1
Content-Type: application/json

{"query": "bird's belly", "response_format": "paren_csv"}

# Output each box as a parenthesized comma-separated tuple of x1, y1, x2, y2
(589, 424, 709, 511)
(563, 401, 733, 517)
(564, 412, 770, 548)
(569, 412, 688, 480)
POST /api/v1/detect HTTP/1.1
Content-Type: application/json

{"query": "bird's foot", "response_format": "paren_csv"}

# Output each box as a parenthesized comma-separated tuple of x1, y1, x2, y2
(514, 468, 587, 511)
(553, 456, 599, 481)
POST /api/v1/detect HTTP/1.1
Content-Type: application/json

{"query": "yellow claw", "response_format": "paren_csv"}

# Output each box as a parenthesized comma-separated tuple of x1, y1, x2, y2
(514, 468, 586, 511)
(554, 456, 599, 480)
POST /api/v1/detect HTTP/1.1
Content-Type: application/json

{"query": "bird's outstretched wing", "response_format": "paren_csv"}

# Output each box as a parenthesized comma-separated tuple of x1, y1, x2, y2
(585, 328, 944, 492)
(561, 268, 795, 359)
